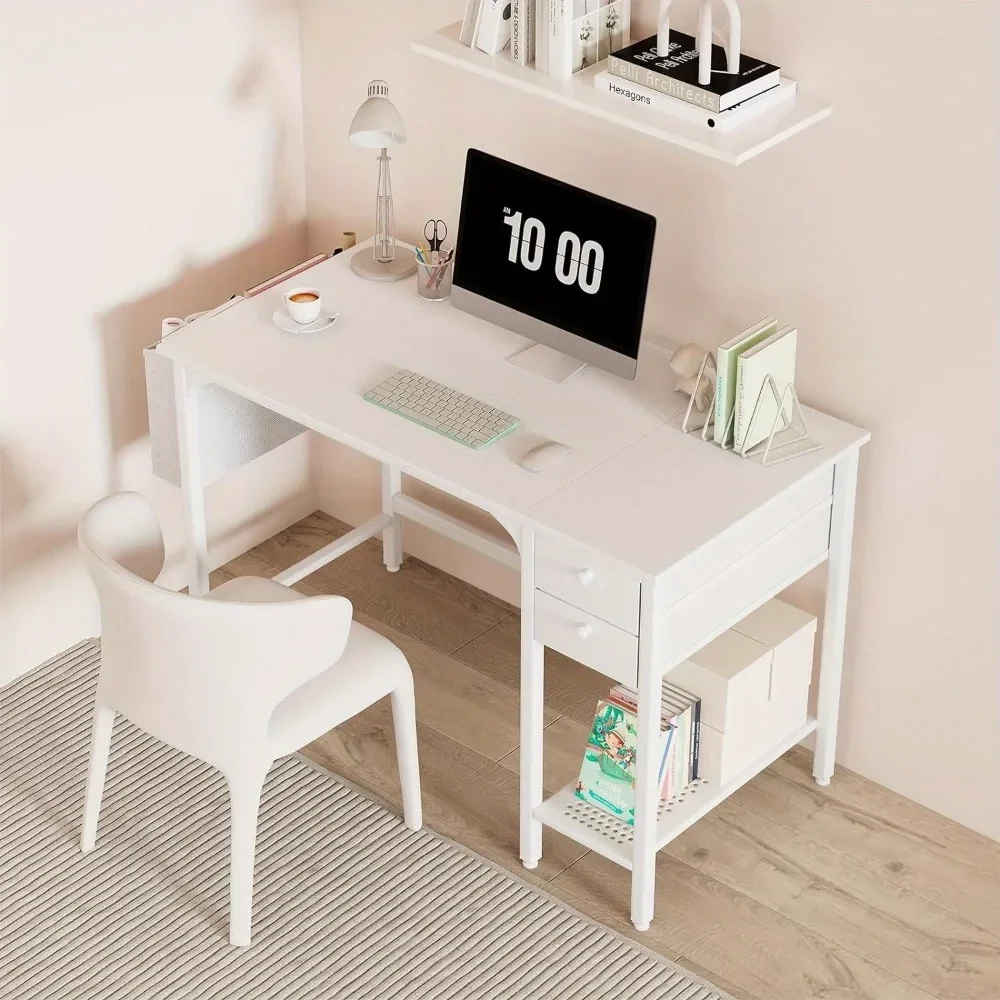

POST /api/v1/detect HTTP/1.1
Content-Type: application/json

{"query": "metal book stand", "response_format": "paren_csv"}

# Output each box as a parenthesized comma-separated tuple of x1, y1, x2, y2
(679, 350, 822, 466)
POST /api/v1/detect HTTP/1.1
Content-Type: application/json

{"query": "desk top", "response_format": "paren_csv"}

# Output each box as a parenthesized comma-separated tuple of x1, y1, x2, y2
(158, 247, 869, 577)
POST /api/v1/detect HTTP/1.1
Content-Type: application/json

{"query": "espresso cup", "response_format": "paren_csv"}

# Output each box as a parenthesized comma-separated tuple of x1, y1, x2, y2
(284, 287, 322, 324)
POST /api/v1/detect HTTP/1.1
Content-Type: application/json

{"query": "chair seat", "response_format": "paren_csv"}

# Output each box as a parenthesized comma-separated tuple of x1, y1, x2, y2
(268, 618, 409, 755)
(209, 575, 307, 604)
(209, 575, 410, 756)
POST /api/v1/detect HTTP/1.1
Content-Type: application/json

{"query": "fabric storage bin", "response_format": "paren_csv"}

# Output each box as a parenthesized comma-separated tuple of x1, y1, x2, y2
(144, 308, 307, 488)
(670, 597, 816, 785)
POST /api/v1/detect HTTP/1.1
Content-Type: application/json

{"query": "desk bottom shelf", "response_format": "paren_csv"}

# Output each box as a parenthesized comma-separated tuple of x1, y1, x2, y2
(533, 718, 816, 870)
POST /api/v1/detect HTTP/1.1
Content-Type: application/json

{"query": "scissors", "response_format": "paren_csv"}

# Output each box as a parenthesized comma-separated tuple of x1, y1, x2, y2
(423, 219, 448, 254)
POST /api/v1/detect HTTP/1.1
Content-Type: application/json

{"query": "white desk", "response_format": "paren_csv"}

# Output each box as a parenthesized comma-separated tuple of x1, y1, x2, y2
(158, 246, 869, 931)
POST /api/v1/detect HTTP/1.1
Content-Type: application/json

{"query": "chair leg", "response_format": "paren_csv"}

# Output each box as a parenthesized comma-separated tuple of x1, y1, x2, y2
(391, 678, 422, 831)
(80, 701, 115, 853)
(227, 768, 268, 947)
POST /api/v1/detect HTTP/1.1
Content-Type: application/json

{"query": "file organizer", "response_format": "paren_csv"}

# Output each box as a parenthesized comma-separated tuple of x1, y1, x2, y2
(679, 348, 821, 466)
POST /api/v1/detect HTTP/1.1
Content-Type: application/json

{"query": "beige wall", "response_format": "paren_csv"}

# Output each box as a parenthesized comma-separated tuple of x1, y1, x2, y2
(0, 0, 314, 682)
(299, 0, 1000, 838)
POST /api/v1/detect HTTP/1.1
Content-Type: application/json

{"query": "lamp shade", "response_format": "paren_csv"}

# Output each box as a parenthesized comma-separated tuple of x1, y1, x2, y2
(348, 79, 406, 148)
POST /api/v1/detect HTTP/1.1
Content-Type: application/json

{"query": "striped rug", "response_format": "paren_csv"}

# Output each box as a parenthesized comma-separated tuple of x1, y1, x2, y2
(0, 640, 733, 999)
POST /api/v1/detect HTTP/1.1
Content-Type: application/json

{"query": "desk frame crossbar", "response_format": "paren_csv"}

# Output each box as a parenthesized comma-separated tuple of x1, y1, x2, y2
(274, 513, 393, 586)
(391, 494, 520, 571)
(178, 442, 521, 595)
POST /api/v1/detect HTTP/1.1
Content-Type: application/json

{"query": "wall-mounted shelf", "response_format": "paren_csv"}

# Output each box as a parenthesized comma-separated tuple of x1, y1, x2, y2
(412, 22, 831, 166)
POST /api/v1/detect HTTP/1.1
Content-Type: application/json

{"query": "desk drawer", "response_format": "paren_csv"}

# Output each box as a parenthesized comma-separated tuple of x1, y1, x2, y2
(534, 592, 638, 688)
(535, 535, 640, 633)
(658, 499, 832, 667)
(660, 469, 834, 606)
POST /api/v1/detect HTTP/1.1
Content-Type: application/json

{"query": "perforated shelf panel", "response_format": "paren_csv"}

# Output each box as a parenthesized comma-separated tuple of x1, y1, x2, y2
(559, 779, 711, 850)
(533, 718, 816, 869)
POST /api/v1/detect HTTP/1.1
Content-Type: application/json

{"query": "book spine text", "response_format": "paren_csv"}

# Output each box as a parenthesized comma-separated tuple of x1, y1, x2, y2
(512, 0, 522, 63)
(714, 362, 728, 442)
(607, 54, 722, 113)
(548, 0, 570, 77)
(691, 699, 701, 781)
(524, 0, 535, 64)
(595, 74, 715, 126)
(535, 0, 547, 71)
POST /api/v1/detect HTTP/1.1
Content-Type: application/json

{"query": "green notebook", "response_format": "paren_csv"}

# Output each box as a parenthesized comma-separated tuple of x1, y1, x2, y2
(734, 325, 798, 454)
(713, 317, 778, 446)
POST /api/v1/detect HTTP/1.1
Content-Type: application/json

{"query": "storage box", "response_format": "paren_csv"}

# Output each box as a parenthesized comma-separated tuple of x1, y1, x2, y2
(733, 599, 817, 717)
(669, 598, 816, 786)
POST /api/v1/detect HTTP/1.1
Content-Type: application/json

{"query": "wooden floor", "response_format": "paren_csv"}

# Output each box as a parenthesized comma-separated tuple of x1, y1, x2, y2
(220, 511, 999, 1000)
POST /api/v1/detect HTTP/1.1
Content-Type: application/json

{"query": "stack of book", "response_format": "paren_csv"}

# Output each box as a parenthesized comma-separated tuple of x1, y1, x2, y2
(461, 1, 632, 76)
(714, 318, 798, 452)
(575, 681, 702, 826)
(595, 29, 793, 132)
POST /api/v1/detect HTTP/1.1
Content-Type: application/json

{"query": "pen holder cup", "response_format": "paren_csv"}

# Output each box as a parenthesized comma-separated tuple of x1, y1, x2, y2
(415, 253, 454, 301)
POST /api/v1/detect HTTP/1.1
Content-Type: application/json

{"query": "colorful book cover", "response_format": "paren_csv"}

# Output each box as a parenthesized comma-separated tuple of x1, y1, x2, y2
(576, 700, 639, 824)
(734, 325, 798, 453)
(608, 684, 681, 801)
(612, 682, 702, 798)
(576, 698, 676, 822)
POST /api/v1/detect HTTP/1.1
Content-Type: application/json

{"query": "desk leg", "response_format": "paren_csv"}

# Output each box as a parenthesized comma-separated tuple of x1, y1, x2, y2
(381, 464, 402, 572)
(631, 579, 661, 931)
(814, 451, 860, 786)
(519, 526, 544, 869)
(173, 364, 209, 596)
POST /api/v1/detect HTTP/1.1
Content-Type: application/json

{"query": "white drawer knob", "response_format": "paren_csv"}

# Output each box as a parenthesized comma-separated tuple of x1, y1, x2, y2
(576, 623, 594, 640)
(576, 568, 595, 586)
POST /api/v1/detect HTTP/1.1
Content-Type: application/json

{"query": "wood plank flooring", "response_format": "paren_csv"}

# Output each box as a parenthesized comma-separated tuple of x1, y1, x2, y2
(220, 511, 999, 1000)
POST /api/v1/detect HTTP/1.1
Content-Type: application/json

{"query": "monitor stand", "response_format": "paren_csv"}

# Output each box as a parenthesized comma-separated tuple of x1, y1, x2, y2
(507, 344, 586, 383)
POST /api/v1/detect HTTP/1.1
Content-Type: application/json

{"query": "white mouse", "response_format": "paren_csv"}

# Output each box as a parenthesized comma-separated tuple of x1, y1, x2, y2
(519, 440, 571, 473)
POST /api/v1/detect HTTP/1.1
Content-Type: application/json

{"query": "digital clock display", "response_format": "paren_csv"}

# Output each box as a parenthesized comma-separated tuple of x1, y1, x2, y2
(453, 149, 657, 359)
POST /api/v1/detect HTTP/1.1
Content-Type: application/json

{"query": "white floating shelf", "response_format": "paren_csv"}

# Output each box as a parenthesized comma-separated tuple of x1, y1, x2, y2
(412, 23, 831, 166)
(534, 717, 817, 868)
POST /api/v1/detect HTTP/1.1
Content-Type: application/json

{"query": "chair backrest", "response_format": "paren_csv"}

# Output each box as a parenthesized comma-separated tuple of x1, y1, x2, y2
(78, 493, 353, 776)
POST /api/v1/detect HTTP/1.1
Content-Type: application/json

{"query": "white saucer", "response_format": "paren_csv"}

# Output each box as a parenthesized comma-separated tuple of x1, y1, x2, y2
(272, 308, 339, 335)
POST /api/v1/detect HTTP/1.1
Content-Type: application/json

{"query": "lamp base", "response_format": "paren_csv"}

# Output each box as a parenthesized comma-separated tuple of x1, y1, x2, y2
(351, 246, 417, 282)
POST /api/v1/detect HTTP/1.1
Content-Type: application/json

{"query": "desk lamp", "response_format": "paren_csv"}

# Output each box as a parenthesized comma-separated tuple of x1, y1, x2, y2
(348, 79, 416, 281)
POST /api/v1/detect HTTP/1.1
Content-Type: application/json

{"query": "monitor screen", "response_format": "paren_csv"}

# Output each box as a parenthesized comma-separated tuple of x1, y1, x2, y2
(452, 149, 656, 363)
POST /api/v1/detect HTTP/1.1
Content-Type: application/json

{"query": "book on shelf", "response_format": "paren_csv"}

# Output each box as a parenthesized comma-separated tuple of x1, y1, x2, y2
(536, 2, 630, 77)
(536, 0, 549, 74)
(714, 317, 778, 445)
(593, 71, 796, 132)
(608, 686, 679, 799)
(608, 682, 701, 797)
(734, 324, 798, 453)
(511, 0, 535, 66)
(576, 699, 675, 825)
(663, 682, 702, 783)
(459, 0, 484, 46)
(476, 0, 513, 54)
(546, 0, 572, 78)
(608, 30, 780, 113)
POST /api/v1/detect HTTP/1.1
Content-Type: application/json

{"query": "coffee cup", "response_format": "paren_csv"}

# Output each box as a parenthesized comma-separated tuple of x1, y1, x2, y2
(284, 287, 322, 325)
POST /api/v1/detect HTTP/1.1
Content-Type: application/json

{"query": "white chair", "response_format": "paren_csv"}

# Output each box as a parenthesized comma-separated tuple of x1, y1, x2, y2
(77, 492, 422, 946)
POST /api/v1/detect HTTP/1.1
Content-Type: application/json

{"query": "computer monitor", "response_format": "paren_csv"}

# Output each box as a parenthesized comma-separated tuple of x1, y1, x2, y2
(451, 149, 657, 382)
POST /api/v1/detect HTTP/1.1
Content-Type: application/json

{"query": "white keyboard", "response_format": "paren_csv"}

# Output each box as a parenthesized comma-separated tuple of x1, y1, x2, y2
(363, 370, 520, 450)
